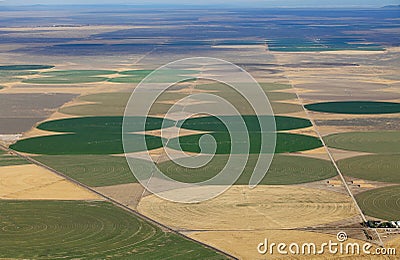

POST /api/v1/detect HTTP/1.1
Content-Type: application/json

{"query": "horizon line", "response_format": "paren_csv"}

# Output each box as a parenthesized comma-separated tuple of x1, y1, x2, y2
(0, 3, 397, 9)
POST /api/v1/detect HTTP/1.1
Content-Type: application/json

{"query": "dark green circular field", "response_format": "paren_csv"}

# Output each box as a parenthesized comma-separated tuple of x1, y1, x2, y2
(305, 101, 400, 114)
(338, 154, 400, 183)
(356, 185, 400, 220)
(158, 154, 336, 184)
(10, 116, 174, 155)
(0, 200, 222, 259)
(10, 133, 163, 155)
(324, 131, 400, 153)
(168, 132, 322, 154)
(37, 116, 174, 133)
(178, 115, 312, 132)
(0, 65, 54, 70)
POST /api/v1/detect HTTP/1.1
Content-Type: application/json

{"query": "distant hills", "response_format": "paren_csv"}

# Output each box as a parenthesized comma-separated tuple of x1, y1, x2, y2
(1, 4, 400, 10)
(382, 5, 400, 9)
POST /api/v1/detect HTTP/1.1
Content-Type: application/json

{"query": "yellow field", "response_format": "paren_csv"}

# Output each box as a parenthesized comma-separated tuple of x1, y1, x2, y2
(0, 164, 102, 200)
(137, 185, 359, 230)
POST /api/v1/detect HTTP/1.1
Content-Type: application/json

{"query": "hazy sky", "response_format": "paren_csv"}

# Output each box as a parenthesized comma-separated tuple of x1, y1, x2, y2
(0, 0, 399, 7)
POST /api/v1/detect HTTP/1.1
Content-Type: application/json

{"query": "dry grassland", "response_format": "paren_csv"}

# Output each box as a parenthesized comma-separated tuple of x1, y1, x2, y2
(0, 164, 102, 200)
(138, 185, 358, 231)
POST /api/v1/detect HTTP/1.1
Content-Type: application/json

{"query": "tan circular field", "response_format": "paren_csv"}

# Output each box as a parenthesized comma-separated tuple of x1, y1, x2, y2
(137, 185, 358, 230)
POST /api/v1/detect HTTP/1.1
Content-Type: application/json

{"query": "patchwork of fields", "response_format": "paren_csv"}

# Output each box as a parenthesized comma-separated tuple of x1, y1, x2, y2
(0, 6, 399, 259)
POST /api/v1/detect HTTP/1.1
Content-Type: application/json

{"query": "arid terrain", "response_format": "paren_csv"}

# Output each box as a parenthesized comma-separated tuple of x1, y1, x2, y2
(0, 5, 399, 259)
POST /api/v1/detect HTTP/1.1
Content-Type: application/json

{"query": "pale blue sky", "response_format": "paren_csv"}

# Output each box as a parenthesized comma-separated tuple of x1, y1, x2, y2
(0, 0, 399, 7)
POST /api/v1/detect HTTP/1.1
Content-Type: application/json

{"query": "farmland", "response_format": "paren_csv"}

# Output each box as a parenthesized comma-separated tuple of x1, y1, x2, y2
(137, 185, 358, 230)
(338, 154, 400, 183)
(0, 150, 30, 166)
(0, 200, 224, 259)
(305, 101, 400, 114)
(34, 155, 139, 187)
(0, 4, 399, 259)
(159, 154, 336, 184)
(356, 186, 400, 220)
(168, 132, 322, 154)
(324, 131, 400, 153)
(0, 65, 54, 70)
(10, 116, 175, 154)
